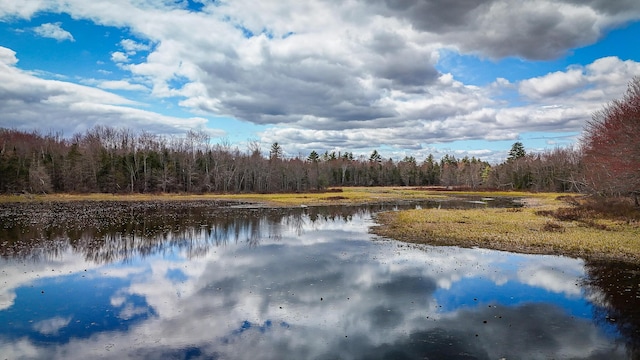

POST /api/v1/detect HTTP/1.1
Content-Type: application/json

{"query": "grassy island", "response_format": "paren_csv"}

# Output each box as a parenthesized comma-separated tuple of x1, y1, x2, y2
(371, 193, 640, 264)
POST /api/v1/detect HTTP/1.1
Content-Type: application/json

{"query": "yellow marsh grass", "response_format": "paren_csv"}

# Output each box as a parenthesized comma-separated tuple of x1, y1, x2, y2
(372, 199, 640, 264)
(0, 187, 451, 206)
(229, 187, 457, 206)
(0, 187, 560, 206)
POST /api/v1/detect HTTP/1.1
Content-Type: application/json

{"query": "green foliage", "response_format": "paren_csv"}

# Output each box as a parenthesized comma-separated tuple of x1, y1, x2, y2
(269, 142, 282, 161)
(369, 150, 382, 163)
(508, 142, 526, 161)
(307, 150, 319, 162)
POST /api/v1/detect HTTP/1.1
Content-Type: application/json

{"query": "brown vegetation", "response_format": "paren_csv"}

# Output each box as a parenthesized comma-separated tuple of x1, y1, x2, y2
(583, 76, 640, 204)
(537, 196, 640, 230)
(372, 193, 640, 264)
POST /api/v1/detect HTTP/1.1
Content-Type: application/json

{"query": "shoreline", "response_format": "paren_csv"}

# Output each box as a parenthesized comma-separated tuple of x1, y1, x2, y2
(2, 188, 638, 264)
(370, 196, 640, 265)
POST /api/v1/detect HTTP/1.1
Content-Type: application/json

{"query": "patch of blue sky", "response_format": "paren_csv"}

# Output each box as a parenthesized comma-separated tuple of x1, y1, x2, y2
(166, 268, 190, 283)
(433, 277, 593, 320)
(436, 20, 640, 87)
(183, 0, 206, 12)
(233, 23, 275, 39)
(213, 118, 267, 143)
(0, 273, 155, 343)
(235, 23, 255, 38)
(167, 74, 192, 92)
(435, 49, 550, 86)
(0, 13, 132, 80)
(573, 20, 640, 63)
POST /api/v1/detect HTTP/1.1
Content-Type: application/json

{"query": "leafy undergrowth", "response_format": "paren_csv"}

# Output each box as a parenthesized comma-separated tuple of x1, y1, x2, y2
(372, 195, 640, 264)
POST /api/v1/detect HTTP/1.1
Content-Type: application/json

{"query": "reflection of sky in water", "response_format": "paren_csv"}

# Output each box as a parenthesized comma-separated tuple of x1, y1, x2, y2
(0, 207, 631, 359)
(0, 272, 155, 344)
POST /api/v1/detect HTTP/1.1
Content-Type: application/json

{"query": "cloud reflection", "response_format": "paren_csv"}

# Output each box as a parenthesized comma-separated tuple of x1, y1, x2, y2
(0, 203, 632, 359)
(33, 316, 72, 336)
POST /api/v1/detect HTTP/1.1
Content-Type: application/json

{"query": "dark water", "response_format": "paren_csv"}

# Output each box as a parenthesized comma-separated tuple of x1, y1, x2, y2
(0, 201, 638, 359)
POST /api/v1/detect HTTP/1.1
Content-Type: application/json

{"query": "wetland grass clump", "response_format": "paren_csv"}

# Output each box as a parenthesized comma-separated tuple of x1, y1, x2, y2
(542, 196, 639, 222)
(372, 194, 640, 264)
(542, 220, 565, 233)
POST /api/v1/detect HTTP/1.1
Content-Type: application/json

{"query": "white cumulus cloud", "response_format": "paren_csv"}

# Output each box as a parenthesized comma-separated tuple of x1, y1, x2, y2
(33, 22, 75, 42)
(1, 0, 639, 159)
(0, 46, 217, 136)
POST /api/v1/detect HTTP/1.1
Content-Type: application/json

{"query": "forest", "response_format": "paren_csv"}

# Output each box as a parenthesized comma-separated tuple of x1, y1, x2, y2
(0, 126, 580, 195)
(1, 78, 638, 200)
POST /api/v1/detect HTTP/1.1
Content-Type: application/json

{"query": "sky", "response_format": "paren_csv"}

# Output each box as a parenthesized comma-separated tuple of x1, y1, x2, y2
(1, 0, 639, 163)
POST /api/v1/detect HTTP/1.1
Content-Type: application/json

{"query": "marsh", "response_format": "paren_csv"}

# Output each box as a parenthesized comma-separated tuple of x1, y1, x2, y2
(0, 200, 638, 359)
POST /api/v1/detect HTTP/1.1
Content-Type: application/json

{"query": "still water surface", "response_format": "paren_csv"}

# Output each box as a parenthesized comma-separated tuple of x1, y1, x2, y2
(0, 201, 638, 359)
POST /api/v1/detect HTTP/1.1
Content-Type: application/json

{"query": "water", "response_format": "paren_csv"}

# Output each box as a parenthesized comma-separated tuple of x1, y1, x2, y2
(0, 201, 638, 359)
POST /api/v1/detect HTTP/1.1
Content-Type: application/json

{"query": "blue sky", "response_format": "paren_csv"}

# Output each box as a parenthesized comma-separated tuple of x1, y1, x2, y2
(1, 1, 639, 162)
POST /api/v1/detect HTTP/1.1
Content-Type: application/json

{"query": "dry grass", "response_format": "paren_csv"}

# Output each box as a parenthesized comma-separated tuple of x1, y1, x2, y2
(237, 187, 456, 206)
(372, 195, 640, 264)
(0, 192, 225, 203)
(0, 187, 565, 206)
(0, 187, 453, 206)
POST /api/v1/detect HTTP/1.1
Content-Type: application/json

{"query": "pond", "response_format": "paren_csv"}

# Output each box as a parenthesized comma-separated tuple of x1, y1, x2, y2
(0, 200, 638, 359)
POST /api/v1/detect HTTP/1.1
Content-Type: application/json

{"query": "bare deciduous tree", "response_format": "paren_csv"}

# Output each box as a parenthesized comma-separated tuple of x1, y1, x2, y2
(583, 77, 640, 204)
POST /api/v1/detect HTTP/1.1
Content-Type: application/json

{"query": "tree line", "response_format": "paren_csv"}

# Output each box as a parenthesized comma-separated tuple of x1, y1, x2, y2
(1, 77, 638, 200)
(0, 126, 580, 194)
